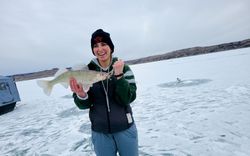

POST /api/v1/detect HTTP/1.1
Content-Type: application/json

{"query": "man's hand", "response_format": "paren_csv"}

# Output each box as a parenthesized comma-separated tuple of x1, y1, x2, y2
(69, 77, 87, 98)
(113, 59, 124, 79)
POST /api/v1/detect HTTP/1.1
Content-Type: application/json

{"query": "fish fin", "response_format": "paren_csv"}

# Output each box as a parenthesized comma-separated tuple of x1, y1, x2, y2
(60, 82, 69, 88)
(54, 68, 68, 77)
(82, 84, 91, 92)
(37, 80, 53, 96)
(71, 63, 88, 71)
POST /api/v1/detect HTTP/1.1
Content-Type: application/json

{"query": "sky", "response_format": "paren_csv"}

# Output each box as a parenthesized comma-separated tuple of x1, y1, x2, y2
(1, 0, 250, 75)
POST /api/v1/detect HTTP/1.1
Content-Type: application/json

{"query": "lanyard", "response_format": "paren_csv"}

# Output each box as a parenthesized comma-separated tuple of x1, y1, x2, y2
(101, 69, 111, 112)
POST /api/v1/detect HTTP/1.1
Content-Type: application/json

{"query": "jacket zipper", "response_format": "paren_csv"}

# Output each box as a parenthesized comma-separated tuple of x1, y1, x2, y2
(100, 66, 111, 132)
(101, 75, 111, 132)
(101, 66, 111, 112)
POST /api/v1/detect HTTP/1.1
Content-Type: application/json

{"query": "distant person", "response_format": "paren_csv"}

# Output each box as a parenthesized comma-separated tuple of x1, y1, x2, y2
(177, 77, 182, 83)
(69, 29, 138, 156)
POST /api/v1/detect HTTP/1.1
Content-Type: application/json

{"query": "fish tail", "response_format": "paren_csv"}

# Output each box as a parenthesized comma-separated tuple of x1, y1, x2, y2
(37, 80, 53, 96)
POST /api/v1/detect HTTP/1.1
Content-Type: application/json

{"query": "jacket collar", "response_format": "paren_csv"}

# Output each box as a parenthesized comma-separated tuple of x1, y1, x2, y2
(90, 57, 118, 71)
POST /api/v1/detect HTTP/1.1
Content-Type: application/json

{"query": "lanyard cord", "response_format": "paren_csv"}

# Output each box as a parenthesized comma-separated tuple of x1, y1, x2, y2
(101, 68, 110, 112)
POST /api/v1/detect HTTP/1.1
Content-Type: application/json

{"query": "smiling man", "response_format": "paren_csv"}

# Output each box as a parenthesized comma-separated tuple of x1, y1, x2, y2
(70, 29, 138, 156)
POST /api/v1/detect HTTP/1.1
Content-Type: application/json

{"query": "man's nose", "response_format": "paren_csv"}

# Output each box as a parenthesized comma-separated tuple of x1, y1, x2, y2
(97, 46, 102, 51)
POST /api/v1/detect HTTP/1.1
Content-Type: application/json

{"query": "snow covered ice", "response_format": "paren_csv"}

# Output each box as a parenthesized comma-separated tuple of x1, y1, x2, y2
(1, 48, 250, 156)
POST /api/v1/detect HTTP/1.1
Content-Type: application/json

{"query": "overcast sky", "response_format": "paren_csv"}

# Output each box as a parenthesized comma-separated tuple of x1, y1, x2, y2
(1, 0, 250, 75)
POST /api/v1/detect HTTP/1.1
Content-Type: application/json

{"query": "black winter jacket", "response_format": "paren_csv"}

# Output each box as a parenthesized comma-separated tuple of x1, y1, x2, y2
(73, 57, 137, 133)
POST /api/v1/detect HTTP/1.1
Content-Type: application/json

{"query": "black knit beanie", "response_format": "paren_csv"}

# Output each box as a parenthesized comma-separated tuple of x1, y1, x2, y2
(91, 29, 114, 55)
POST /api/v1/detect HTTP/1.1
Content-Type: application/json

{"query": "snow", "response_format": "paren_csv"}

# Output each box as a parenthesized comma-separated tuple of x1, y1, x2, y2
(1, 48, 250, 156)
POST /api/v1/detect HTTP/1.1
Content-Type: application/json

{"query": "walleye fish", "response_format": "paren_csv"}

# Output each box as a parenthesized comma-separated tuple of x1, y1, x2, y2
(37, 67, 112, 96)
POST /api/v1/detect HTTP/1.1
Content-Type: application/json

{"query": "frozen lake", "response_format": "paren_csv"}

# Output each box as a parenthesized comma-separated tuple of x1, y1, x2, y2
(1, 48, 250, 156)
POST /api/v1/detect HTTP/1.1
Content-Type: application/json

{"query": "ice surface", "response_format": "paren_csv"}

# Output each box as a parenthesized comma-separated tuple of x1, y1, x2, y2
(1, 48, 250, 156)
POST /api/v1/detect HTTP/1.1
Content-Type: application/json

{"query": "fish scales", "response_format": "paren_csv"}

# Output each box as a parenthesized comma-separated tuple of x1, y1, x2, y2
(37, 69, 112, 96)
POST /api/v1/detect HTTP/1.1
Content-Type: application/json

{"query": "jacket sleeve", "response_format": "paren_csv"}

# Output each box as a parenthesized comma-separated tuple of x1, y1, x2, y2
(72, 93, 92, 109)
(115, 65, 137, 106)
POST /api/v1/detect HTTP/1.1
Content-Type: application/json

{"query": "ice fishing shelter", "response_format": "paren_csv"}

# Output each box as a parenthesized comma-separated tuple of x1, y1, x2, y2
(0, 75, 20, 115)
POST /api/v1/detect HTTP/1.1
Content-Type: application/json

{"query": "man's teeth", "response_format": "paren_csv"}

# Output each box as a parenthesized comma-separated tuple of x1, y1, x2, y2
(98, 53, 106, 56)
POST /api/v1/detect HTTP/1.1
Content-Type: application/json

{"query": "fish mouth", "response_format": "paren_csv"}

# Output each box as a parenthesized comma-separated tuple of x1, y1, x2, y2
(100, 71, 112, 80)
